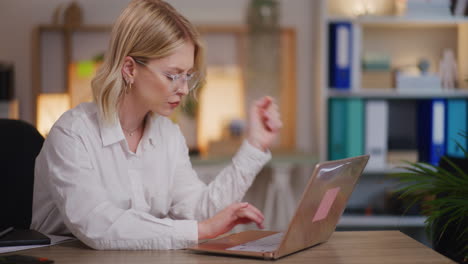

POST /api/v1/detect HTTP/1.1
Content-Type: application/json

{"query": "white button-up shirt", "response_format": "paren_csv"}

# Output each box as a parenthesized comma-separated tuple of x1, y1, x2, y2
(31, 103, 271, 250)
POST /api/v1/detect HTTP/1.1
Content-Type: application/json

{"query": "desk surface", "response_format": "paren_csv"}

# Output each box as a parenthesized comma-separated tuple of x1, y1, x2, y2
(1, 231, 454, 264)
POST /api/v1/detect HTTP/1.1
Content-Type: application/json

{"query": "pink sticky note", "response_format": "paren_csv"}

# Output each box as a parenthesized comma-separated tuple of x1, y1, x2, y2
(312, 187, 341, 222)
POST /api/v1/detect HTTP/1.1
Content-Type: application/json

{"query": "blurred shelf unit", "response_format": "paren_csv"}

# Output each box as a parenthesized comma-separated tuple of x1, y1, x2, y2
(0, 62, 18, 119)
(317, 0, 468, 173)
(338, 215, 427, 228)
(31, 24, 298, 149)
(328, 16, 468, 27)
(31, 24, 112, 126)
(0, 99, 19, 119)
(328, 89, 468, 99)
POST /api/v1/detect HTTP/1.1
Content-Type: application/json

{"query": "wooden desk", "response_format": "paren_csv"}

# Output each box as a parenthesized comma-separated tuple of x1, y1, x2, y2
(1, 231, 455, 263)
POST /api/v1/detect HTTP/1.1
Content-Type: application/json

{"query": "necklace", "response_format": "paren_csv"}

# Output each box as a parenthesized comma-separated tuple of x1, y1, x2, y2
(122, 123, 143, 137)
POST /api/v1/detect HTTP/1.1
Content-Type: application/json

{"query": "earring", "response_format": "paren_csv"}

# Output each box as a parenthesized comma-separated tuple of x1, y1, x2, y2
(125, 81, 133, 94)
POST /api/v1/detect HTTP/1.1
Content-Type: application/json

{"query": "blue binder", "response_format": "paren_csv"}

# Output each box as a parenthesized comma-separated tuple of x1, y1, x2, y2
(328, 22, 352, 90)
(446, 99, 467, 158)
(417, 99, 447, 165)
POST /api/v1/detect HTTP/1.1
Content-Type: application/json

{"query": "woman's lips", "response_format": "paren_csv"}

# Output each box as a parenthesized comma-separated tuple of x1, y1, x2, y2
(169, 101, 180, 108)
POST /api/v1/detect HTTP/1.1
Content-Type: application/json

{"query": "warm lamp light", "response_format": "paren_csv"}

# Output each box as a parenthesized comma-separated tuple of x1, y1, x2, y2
(198, 66, 244, 154)
(329, 0, 394, 17)
(69, 61, 99, 108)
(37, 93, 70, 136)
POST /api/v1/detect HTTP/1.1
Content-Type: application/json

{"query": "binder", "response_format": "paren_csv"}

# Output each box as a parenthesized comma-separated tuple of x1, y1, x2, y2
(351, 22, 362, 92)
(328, 98, 347, 160)
(328, 98, 364, 160)
(446, 99, 467, 158)
(365, 100, 389, 169)
(329, 22, 352, 90)
(417, 99, 446, 165)
(346, 98, 364, 157)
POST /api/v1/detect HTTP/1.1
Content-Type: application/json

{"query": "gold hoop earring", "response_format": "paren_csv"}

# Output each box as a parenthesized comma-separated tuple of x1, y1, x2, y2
(126, 82, 133, 94)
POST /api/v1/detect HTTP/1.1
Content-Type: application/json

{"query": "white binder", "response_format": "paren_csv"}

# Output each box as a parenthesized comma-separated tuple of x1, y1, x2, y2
(365, 100, 389, 170)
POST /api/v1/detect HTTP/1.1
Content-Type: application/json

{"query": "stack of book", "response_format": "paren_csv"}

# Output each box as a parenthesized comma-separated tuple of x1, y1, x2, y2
(405, 0, 452, 17)
(396, 71, 442, 91)
(361, 53, 393, 89)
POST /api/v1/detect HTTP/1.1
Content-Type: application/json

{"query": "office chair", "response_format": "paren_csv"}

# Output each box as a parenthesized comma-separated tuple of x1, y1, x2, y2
(0, 119, 44, 230)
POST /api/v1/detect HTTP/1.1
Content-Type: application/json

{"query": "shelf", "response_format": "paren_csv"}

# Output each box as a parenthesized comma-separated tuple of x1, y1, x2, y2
(191, 152, 317, 166)
(328, 15, 468, 27)
(363, 166, 406, 175)
(328, 88, 468, 99)
(38, 24, 112, 32)
(320, 0, 468, 178)
(338, 215, 427, 228)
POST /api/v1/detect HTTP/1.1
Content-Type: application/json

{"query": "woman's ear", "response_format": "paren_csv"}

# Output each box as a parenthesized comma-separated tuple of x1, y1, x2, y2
(121, 56, 136, 84)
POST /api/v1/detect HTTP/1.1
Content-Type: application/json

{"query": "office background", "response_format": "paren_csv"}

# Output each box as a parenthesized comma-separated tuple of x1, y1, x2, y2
(0, 0, 467, 257)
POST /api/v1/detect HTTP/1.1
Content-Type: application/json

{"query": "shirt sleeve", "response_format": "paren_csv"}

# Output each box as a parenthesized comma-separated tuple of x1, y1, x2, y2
(40, 126, 198, 250)
(169, 127, 272, 221)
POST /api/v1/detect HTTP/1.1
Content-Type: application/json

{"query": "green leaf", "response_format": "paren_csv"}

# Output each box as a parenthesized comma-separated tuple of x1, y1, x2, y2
(440, 156, 468, 179)
(389, 132, 468, 259)
(455, 140, 468, 158)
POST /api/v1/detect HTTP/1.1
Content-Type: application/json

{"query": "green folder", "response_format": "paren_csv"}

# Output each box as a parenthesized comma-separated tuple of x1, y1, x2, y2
(346, 98, 364, 157)
(328, 98, 347, 160)
(328, 98, 364, 160)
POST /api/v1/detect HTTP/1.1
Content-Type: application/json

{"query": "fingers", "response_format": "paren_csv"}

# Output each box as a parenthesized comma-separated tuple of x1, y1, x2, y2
(256, 96, 273, 109)
(259, 98, 282, 132)
(245, 203, 264, 221)
(241, 203, 264, 224)
(234, 203, 265, 229)
(227, 202, 249, 221)
(266, 116, 283, 132)
(230, 202, 249, 212)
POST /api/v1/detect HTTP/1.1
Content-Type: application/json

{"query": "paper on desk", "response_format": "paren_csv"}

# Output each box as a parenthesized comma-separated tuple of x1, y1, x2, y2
(0, 235, 76, 254)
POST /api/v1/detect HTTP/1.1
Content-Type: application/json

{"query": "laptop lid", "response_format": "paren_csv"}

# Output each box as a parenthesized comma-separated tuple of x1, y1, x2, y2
(189, 155, 369, 259)
(274, 155, 369, 258)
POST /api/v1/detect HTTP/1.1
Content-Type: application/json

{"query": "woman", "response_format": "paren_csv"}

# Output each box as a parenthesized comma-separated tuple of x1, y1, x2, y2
(31, 0, 282, 250)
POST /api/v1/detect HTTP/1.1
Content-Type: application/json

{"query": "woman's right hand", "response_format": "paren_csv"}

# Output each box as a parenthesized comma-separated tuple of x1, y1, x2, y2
(198, 203, 265, 240)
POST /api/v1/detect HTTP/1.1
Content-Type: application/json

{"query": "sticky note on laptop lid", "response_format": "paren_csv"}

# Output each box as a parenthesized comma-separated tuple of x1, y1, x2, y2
(312, 187, 341, 222)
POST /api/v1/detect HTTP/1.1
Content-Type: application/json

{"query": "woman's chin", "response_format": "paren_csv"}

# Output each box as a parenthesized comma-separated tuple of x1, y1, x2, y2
(152, 107, 175, 117)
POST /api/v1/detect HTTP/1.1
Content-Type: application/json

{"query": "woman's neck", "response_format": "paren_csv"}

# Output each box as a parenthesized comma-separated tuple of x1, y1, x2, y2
(118, 94, 148, 134)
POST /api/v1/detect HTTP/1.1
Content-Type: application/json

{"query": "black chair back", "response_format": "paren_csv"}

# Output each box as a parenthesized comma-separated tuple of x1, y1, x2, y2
(0, 119, 44, 229)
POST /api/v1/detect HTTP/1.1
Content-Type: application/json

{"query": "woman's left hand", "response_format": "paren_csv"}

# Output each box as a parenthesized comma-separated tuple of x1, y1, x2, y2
(247, 96, 283, 152)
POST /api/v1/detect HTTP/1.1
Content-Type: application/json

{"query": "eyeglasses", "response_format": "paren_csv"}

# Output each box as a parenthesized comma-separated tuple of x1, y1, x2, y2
(134, 58, 200, 94)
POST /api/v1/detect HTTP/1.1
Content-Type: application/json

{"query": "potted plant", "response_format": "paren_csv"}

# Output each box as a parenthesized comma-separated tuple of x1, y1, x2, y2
(390, 133, 468, 263)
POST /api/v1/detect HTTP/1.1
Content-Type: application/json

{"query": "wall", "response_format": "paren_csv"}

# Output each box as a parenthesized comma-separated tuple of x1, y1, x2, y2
(0, 0, 319, 153)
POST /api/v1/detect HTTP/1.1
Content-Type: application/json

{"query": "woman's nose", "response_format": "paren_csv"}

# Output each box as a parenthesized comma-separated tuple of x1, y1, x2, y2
(175, 80, 189, 95)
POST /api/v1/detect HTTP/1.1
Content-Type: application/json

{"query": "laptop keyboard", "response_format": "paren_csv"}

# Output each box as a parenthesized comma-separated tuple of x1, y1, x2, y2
(226, 232, 284, 252)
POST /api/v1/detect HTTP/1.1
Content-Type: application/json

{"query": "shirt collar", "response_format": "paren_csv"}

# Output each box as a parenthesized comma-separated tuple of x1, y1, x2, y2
(98, 112, 159, 148)
(98, 113, 126, 147)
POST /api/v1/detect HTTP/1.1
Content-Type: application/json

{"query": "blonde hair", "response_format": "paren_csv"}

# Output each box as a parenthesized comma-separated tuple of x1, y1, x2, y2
(91, 0, 206, 124)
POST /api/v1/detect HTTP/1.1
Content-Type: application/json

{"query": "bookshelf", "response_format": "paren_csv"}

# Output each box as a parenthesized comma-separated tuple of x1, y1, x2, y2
(315, 0, 468, 240)
(317, 0, 468, 165)
(328, 89, 468, 99)
(338, 215, 427, 228)
(329, 15, 468, 27)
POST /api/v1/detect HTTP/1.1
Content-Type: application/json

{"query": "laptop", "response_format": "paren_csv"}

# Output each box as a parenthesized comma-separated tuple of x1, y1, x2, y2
(188, 155, 370, 260)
